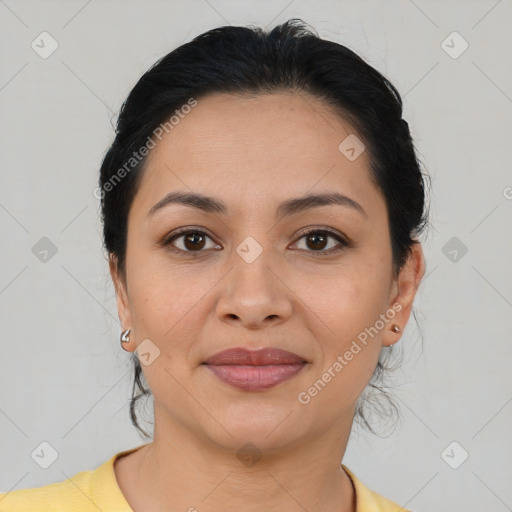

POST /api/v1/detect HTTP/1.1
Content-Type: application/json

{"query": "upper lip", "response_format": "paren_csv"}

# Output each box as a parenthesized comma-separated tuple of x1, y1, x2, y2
(203, 347, 308, 366)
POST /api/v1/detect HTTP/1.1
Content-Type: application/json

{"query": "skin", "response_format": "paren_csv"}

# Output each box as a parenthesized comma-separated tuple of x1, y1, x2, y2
(109, 92, 425, 512)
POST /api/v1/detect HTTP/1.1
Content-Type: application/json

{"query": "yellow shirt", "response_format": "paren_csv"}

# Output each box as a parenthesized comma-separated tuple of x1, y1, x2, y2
(0, 444, 411, 511)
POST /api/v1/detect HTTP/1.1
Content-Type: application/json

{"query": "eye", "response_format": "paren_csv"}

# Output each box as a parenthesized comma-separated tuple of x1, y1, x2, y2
(162, 229, 220, 254)
(292, 228, 349, 255)
(161, 227, 350, 256)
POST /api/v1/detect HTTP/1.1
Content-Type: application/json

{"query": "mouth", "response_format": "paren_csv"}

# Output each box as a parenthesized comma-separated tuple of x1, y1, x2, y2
(202, 347, 308, 391)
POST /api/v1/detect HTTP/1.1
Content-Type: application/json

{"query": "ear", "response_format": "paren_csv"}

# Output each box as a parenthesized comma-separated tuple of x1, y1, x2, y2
(382, 242, 426, 347)
(109, 253, 132, 332)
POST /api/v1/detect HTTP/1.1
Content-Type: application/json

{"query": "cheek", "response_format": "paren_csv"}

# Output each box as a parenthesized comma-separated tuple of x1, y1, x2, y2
(297, 277, 387, 411)
(299, 348, 380, 420)
(300, 258, 391, 337)
(297, 258, 390, 390)
(126, 258, 215, 361)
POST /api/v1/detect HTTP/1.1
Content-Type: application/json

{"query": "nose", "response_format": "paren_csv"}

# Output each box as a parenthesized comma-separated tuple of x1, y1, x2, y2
(215, 251, 293, 330)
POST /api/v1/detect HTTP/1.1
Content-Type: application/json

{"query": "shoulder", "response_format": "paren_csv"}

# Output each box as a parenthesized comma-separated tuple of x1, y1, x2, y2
(343, 465, 413, 512)
(0, 445, 145, 512)
(0, 468, 94, 512)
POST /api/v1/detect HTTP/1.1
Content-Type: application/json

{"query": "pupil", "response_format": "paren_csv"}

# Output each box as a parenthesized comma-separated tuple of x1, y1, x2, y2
(308, 233, 326, 250)
(185, 233, 205, 250)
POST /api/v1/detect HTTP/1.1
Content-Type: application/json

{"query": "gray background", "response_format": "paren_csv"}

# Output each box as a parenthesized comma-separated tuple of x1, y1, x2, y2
(1, 1, 511, 511)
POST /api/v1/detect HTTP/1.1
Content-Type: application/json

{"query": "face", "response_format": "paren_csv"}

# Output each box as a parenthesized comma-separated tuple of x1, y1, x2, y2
(111, 92, 425, 453)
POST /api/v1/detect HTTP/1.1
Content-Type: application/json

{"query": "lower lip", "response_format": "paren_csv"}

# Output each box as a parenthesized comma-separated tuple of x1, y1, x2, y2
(204, 363, 306, 391)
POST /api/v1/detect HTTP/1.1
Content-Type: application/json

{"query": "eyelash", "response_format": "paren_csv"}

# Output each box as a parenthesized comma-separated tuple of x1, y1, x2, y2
(161, 227, 350, 257)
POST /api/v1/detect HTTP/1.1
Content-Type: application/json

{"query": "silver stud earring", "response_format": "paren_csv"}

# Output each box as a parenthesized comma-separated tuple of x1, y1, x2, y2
(391, 324, 401, 333)
(121, 329, 131, 344)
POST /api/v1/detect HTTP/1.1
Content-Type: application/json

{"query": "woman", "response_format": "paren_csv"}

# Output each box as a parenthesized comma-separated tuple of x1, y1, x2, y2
(0, 18, 428, 511)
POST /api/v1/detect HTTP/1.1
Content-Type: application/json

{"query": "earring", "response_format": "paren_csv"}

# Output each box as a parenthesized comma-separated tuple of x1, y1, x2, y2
(391, 324, 401, 333)
(121, 329, 131, 346)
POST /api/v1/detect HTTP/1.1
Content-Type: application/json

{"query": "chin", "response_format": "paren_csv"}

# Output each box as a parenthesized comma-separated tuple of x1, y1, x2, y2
(203, 405, 306, 454)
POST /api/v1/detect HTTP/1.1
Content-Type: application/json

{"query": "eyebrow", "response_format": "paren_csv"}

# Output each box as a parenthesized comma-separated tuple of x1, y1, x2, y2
(148, 190, 367, 219)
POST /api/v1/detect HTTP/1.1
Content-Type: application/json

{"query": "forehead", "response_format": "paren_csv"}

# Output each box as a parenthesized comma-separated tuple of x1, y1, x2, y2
(148, 92, 358, 167)
(132, 92, 385, 221)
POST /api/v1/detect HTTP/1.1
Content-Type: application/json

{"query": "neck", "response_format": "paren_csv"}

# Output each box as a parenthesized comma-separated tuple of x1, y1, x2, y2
(117, 407, 357, 512)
